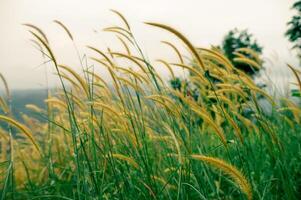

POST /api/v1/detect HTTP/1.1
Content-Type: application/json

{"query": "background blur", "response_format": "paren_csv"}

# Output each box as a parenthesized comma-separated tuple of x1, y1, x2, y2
(0, 0, 298, 89)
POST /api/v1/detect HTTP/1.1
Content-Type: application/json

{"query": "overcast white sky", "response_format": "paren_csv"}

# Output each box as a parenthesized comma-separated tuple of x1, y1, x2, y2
(0, 0, 299, 90)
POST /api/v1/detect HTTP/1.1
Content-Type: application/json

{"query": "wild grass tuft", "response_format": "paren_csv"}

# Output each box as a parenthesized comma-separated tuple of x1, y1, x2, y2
(0, 11, 300, 200)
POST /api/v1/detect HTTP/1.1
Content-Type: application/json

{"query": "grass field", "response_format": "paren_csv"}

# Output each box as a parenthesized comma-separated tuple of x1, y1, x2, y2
(0, 11, 301, 200)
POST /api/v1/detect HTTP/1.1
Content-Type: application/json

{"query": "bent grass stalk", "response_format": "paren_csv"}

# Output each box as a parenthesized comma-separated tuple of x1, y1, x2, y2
(191, 155, 252, 200)
(0, 115, 41, 155)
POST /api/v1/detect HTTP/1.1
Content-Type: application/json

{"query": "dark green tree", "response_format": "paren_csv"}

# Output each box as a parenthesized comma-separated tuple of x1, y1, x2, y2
(170, 77, 182, 91)
(169, 29, 263, 101)
(286, 0, 301, 59)
(221, 28, 263, 76)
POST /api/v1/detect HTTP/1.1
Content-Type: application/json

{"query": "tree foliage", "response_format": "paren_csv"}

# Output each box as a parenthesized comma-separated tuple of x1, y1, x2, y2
(221, 28, 263, 76)
(286, 0, 301, 59)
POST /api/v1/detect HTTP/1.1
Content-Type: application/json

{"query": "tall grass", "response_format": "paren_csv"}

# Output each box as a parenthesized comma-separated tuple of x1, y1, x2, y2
(0, 11, 301, 200)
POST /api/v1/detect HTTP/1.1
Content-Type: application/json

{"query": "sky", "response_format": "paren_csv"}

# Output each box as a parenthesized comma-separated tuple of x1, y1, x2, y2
(0, 0, 299, 91)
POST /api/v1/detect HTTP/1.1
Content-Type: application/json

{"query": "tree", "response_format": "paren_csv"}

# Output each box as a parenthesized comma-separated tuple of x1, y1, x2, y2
(221, 28, 263, 76)
(286, 0, 301, 59)
(169, 28, 264, 102)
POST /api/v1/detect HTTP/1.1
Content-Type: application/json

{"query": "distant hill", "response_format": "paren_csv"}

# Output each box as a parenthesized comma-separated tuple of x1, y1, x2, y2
(9, 89, 48, 121)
